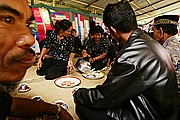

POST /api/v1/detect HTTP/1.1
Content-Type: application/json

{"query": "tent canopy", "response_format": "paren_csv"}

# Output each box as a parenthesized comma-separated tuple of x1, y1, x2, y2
(30, 0, 180, 23)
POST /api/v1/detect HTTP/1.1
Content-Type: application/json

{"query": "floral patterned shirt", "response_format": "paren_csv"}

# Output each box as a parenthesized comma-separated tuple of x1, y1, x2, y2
(84, 37, 109, 63)
(163, 35, 180, 83)
(43, 30, 75, 62)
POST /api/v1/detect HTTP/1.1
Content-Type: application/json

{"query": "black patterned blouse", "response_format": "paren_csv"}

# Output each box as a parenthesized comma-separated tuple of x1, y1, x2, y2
(84, 37, 109, 63)
(43, 30, 75, 62)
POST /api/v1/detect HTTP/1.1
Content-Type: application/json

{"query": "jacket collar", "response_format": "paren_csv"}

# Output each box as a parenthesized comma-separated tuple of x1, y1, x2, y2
(115, 28, 144, 59)
(126, 28, 144, 45)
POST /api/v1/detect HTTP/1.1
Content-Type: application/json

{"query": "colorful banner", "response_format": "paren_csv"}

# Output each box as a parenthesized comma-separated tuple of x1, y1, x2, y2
(32, 6, 103, 42)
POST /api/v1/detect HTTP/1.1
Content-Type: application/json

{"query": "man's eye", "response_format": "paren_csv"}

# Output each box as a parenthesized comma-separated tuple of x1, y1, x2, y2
(4, 17, 14, 24)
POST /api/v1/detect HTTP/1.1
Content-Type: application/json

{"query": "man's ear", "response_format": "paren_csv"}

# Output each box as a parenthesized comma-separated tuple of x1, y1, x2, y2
(159, 27, 164, 37)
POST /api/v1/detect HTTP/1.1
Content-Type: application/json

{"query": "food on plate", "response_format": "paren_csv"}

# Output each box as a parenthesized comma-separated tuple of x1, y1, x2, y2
(82, 70, 105, 79)
(54, 76, 81, 88)
(61, 81, 75, 87)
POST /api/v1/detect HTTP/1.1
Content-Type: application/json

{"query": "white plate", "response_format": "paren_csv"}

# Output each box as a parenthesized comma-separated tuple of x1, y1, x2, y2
(18, 88, 31, 93)
(18, 83, 31, 93)
(31, 96, 43, 101)
(82, 71, 105, 79)
(54, 76, 81, 88)
(54, 100, 69, 110)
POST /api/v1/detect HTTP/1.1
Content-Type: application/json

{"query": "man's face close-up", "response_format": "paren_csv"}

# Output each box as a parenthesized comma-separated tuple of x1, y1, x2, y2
(0, 0, 35, 82)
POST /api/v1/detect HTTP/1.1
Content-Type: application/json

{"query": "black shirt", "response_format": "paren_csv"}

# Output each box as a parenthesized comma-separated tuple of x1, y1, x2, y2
(44, 31, 75, 62)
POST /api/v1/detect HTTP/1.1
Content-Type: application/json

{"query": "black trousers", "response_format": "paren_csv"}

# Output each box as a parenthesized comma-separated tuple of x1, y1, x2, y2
(36, 58, 67, 80)
(75, 102, 112, 120)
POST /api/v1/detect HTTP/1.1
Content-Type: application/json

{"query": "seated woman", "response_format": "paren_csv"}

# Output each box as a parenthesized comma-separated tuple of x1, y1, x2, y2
(36, 19, 75, 80)
(82, 26, 109, 70)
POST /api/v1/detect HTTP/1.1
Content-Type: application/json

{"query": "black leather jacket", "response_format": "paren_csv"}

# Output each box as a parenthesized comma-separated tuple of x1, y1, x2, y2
(74, 29, 180, 120)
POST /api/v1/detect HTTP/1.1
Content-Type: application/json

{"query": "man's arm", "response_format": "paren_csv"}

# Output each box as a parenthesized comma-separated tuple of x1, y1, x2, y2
(37, 47, 48, 70)
(9, 97, 73, 119)
(90, 52, 107, 63)
(67, 53, 75, 73)
(73, 60, 146, 109)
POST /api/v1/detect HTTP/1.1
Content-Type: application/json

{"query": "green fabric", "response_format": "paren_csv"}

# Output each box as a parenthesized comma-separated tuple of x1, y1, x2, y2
(31, 3, 102, 18)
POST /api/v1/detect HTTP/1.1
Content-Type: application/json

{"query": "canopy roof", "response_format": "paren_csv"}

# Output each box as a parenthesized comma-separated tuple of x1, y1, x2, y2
(30, 0, 180, 23)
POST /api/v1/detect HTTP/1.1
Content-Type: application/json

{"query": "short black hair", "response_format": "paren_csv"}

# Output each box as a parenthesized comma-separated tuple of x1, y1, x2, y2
(54, 19, 72, 34)
(71, 29, 76, 33)
(91, 26, 104, 35)
(154, 24, 178, 35)
(103, 0, 137, 33)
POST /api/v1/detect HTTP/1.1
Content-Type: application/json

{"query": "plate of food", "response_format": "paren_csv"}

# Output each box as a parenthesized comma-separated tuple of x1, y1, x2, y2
(54, 100, 69, 111)
(82, 70, 105, 79)
(54, 76, 81, 88)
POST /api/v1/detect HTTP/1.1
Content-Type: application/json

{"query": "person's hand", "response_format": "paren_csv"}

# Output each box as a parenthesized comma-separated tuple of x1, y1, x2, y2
(43, 54, 52, 60)
(82, 52, 90, 58)
(89, 58, 95, 63)
(67, 61, 74, 73)
(59, 107, 73, 120)
(37, 59, 43, 70)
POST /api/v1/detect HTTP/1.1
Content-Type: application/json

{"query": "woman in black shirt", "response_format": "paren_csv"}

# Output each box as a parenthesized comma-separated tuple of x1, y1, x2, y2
(82, 26, 109, 70)
(36, 19, 75, 80)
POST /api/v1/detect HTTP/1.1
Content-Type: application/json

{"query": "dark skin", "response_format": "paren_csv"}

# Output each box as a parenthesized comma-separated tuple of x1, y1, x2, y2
(0, 0, 73, 119)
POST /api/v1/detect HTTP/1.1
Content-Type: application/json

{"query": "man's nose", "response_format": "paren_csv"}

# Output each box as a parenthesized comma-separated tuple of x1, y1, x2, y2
(16, 31, 35, 48)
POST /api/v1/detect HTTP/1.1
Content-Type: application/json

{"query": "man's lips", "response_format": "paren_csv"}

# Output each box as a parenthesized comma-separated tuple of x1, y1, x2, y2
(19, 54, 34, 66)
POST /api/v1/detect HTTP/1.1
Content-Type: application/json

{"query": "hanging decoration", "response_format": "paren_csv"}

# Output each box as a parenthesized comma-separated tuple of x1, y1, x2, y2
(31, 3, 103, 42)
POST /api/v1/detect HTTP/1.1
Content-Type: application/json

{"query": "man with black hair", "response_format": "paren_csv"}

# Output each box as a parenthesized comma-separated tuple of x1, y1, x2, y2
(0, 0, 73, 119)
(73, 1, 180, 120)
(153, 15, 180, 91)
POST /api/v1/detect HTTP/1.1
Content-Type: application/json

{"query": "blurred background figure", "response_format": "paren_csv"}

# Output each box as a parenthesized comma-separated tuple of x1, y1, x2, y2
(30, 27, 40, 65)
(82, 25, 109, 70)
(103, 33, 116, 67)
(71, 29, 83, 57)
(83, 29, 94, 48)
